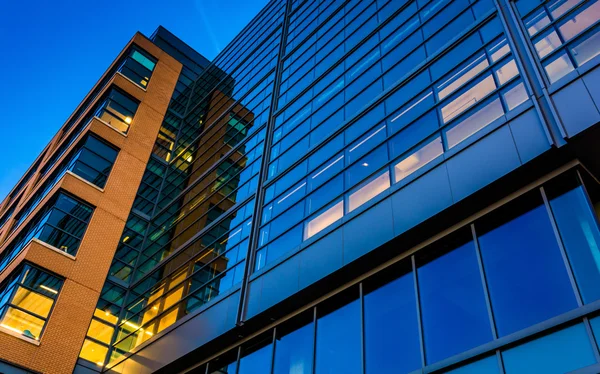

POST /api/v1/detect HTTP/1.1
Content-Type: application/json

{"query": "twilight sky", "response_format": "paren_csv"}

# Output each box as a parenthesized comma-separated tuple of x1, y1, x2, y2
(0, 0, 269, 201)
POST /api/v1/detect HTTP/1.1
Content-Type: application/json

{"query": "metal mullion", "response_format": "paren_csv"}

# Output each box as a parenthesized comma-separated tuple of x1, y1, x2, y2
(583, 316, 600, 362)
(540, 186, 584, 307)
(412, 255, 426, 368)
(270, 327, 277, 374)
(312, 306, 317, 374)
(359, 282, 366, 374)
(496, 349, 506, 374)
(471, 223, 499, 340)
(6, 302, 49, 322)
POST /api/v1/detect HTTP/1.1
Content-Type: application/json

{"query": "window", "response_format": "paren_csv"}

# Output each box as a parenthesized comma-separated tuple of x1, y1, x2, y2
(118, 46, 157, 88)
(547, 175, 600, 304)
(273, 315, 314, 374)
(0, 264, 63, 341)
(417, 231, 493, 364)
(363, 266, 421, 374)
(315, 292, 361, 374)
(476, 194, 578, 336)
(94, 88, 139, 134)
(0, 193, 94, 273)
(304, 200, 343, 239)
(501, 323, 596, 373)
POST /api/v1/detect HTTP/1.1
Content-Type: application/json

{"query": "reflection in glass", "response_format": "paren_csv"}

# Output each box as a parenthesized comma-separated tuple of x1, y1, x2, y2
(544, 51, 575, 83)
(502, 323, 595, 374)
(315, 299, 361, 374)
(525, 8, 551, 36)
(489, 38, 511, 62)
(348, 172, 390, 212)
(571, 28, 600, 66)
(239, 343, 272, 374)
(495, 59, 519, 85)
(534, 30, 563, 59)
(549, 184, 600, 303)
(304, 201, 343, 239)
(503, 83, 528, 111)
(80, 339, 110, 366)
(418, 238, 493, 364)
(438, 54, 489, 100)
(442, 75, 497, 123)
(478, 200, 578, 336)
(446, 98, 504, 149)
(364, 272, 421, 374)
(394, 137, 443, 183)
(558, 1, 600, 42)
(549, 0, 585, 19)
(273, 322, 314, 374)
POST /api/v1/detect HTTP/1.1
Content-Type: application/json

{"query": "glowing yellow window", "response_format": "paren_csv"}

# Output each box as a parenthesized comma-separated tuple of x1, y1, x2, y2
(0, 307, 44, 340)
(79, 338, 109, 366)
(11, 287, 54, 318)
(157, 309, 178, 333)
(87, 319, 114, 345)
(94, 308, 118, 325)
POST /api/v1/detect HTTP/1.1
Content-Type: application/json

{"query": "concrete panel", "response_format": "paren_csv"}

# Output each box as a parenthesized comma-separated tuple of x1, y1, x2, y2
(447, 125, 521, 202)
(553, 78, 600, 137)
(508, 109, 550, 164)
(391, 164, 453, 235)
(298, 228, 344, 289)
(343, 198, 394, 264)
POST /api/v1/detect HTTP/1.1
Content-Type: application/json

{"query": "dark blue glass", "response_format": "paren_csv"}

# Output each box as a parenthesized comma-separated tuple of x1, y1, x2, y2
(315, 299, 361, 374)
(478, 201, 578, 336)
(502, 323, 596, 374)
(364, 272, 421, 373)
(238, 343, 272, 374)
(549, 184, 600, 304)
(418, 237, 493, 364)
(273, 322, 314, 374)
(446, 355, 500, 374)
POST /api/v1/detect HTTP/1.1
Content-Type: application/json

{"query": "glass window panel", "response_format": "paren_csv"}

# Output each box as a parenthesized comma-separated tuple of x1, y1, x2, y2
(348, 171, 390, 212)
(441, 75, 497, 123)
(345, 145, 388, 188)
(589, 315, 600, 348)
(307, 175, 343, 215)
(477, 198, 578, 336)
(558, 1, 600, 42)
(502, 323, 596, 374)
(315, 299, 361, 374)
(525, 8, 551, 36)
(80, 338, 109, 366)
(503, 82, 528, 111)
(309, 154, 345, 192)
(1, 306, 44, 339)
(239, 343, 273, 374)
(305, 201, 343, 240)
(544, 51, 575, 83)
(209, 350, 239, 374)
(495, 59, 519, 85)
(364, 270, 421, 374)
(347, 124, 387, 164)
(11, 287, 53, 318)
(87, 319, 114, 345)
(549, 0, 585, 19)
(273, 321, 314, 374)
(533, 30, 563, 58)
(446, 98, 505, 149)
(446, 355, 500, 373)
(394, 137, 443, 183)
(489, 38, 512, 63)
(418, 234, 493, 364)
(571, 27, 600, 66)
(548, 183, 600, 304)
(437, 54, 490, 100)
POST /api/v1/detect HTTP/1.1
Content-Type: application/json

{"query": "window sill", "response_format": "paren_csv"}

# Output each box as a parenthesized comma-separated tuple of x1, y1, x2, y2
(116, 71, 148, 92)
(0, 325, 41, 346)
(94, 117, 128, 138)
(65, 171, 105, 193)
(31, 238, 76, 260)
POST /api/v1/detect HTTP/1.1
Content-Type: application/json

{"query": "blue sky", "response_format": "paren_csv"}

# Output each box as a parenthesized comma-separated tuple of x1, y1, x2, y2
(0, 0, 269, 201)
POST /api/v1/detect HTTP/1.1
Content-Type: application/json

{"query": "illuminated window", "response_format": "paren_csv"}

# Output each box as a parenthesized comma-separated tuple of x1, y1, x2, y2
(394, 137, 443, 183)
(0, 265, 63, 341)
(304, 201, 343, 239)
(118, 46, 157, 88)
(94, 88, 139, 134)
(348, 172, 390, 212)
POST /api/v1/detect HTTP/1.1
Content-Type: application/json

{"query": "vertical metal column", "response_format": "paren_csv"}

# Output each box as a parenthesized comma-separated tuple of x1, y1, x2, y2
(236, 0, 295, 326)
(495, 0, 567, 146)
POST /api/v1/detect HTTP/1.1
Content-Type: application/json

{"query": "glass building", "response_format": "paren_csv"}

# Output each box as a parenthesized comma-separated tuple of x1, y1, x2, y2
(2, 1, 600, 373)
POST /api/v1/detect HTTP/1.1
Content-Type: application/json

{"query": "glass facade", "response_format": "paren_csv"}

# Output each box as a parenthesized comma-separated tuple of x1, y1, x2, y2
(0, 192, 94, 273)
(197, 172, 600, 373)
(0, 264, 63, 341)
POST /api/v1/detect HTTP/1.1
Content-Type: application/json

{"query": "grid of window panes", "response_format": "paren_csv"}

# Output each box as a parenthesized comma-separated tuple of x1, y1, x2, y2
(517, 0, 600, 83)
(0, 264, 63, 341)
(0, 192, 94, 273)
(256, 3, 529, 270)
(197, 170, 600, 374)
(117, 46, 157, 88)
(9, 135, 117, 235)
